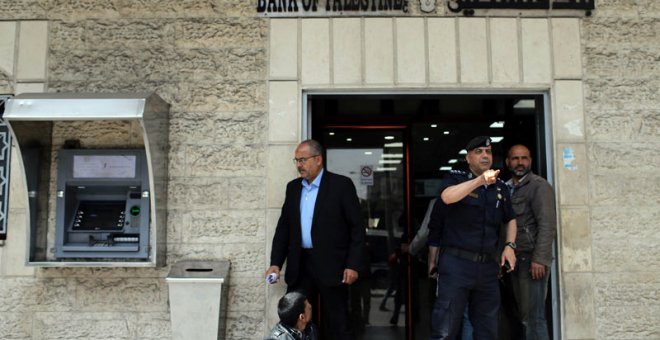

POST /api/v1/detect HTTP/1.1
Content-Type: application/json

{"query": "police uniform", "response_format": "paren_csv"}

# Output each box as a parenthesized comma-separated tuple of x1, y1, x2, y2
(427, 137, 515, 340)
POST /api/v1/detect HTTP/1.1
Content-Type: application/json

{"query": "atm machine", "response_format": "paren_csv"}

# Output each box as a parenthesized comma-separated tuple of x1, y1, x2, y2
(3, 93, 169, 267)
(55, 149, 150, 259)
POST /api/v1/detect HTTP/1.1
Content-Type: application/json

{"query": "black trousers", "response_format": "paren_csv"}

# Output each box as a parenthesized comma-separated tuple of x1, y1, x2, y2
(287, 250, 354, 340)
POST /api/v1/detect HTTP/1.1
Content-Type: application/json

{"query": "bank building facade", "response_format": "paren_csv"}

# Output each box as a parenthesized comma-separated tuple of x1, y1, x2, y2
(0, 0, 658, 339)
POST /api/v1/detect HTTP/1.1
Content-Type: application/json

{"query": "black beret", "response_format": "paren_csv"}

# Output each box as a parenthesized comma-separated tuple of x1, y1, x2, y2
(465, 136, 491, 151)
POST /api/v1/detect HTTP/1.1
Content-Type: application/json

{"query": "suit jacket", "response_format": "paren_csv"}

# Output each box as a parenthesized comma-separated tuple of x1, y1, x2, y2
(270, 170, 365, 287)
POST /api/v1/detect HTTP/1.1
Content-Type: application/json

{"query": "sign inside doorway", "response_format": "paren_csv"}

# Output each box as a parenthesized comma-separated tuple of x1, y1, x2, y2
(360, 165, 374, 186)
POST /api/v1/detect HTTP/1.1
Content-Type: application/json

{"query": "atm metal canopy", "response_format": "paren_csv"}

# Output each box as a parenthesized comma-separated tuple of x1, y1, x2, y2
(3, 92, 170, 267)
(3, 92, 168, 121)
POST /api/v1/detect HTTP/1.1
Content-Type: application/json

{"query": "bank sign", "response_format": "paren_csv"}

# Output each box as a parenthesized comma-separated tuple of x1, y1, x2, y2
(257, 0, 410, 15)
(257, 0, 594, 16)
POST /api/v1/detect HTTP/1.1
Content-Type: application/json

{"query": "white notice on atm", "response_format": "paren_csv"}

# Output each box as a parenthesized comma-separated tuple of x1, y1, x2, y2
(73, 155, 137, 178)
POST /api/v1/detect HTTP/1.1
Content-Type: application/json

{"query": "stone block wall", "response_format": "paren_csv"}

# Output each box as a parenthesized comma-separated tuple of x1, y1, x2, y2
(1, 1, 269, 339)
(582, 1, 660, 339)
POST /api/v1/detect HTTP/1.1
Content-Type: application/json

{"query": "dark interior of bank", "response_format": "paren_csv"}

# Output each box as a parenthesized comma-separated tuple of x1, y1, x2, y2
(311, 93, 547, 177)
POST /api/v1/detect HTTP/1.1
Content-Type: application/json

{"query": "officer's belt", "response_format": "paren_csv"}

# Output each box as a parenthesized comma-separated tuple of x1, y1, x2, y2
(441, 247, 496, 263)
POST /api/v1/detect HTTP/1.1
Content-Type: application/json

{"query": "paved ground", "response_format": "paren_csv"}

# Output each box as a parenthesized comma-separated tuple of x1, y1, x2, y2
(355, 289, 407, 340)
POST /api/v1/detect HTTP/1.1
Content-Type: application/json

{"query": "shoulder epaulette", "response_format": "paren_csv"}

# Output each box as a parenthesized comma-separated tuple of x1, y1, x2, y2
(449, 170, 472, 179)
(449, 170, 468, 176)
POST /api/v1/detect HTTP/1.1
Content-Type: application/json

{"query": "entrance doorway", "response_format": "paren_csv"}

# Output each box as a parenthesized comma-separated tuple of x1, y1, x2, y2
(309, 93, 557, 340)
(323, 127, 408, 339)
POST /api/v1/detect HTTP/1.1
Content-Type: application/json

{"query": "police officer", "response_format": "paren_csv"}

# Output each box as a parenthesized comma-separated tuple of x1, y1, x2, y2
(427, 136, 517, 340)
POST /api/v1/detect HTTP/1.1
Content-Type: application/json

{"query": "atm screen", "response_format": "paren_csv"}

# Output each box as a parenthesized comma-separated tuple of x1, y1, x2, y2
(73, 201, 125, 231)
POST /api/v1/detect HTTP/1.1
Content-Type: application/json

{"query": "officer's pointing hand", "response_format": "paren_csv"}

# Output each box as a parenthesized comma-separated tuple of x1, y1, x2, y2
(482, 169, 500, 185)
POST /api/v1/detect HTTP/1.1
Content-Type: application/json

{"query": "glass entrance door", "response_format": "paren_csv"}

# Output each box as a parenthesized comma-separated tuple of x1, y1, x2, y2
(311, 92, 555, 340)
(321, 127, 410, 340)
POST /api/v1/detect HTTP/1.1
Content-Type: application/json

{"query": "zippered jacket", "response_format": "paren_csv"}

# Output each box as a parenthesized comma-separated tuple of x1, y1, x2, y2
(265, 322, 317, 340)
(509, 172, 557, 267)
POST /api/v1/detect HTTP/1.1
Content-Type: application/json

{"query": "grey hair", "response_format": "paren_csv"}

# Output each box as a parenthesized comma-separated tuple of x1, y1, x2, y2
(300, 139, 323, 156)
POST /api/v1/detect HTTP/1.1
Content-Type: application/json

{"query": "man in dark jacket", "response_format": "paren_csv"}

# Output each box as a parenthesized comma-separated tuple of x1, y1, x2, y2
(505, 144, 557, 340)
(266, 139, 365, 340)
(266, 292, 317, 340)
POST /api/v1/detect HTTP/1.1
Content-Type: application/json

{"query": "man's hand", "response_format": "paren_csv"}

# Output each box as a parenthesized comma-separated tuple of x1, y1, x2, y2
(500, 247, 516, 273)
(342, 269, 359, 285)
(530, 262, 546, 280)
(428, 263, 438, 280)
(265, 265, 281, 283)
(482, 169, 500, 185)
(428, 246, 439, 279)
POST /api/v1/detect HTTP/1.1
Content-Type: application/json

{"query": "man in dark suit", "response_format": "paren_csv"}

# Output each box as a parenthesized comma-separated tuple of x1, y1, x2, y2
(266, 139, 365, 340)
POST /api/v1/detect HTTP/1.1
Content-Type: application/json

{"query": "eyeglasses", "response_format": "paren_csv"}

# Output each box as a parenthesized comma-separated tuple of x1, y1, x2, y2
(293, 155, 319, 165)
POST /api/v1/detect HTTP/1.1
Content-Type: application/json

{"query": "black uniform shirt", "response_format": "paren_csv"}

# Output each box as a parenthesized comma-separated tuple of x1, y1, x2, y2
(428, 170, 515, 254)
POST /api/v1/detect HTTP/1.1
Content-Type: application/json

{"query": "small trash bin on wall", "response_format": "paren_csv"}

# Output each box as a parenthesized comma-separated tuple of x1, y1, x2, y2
(166, 260, 230, 340)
